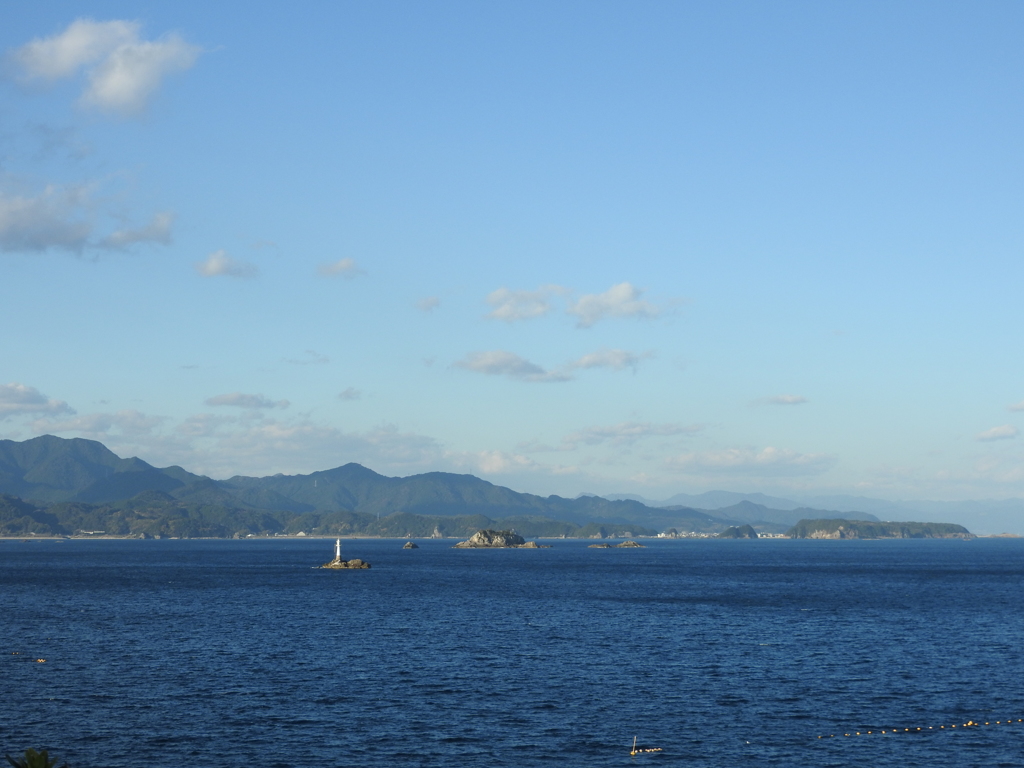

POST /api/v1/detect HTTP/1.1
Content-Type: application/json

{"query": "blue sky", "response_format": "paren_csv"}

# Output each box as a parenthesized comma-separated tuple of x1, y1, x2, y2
(3, 1, 1024, 502)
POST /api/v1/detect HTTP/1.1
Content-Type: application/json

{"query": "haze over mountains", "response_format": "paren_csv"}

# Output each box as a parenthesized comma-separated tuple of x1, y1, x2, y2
(0, 434, 1013, 536)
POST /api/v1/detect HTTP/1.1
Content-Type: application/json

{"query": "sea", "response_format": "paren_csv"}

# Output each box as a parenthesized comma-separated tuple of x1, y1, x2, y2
(2, 537, 1023, 768)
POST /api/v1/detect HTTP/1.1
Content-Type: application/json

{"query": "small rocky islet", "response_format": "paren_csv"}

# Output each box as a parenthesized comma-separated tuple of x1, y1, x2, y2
(319, 557, 370, 569)
(318, 539, 371, 568)
(588, 540, 645, 548)
(453, 529, 549, 548)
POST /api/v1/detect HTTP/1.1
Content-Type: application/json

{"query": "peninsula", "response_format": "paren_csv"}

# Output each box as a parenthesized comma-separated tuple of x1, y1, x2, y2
(786, 519, 974, 539)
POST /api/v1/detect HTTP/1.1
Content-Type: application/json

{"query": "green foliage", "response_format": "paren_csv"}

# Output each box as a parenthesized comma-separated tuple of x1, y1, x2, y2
(5, 748, 68, 768)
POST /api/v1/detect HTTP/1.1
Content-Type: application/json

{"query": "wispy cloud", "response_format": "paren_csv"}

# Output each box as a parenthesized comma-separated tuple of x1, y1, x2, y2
(0, 186, 92, 253)
(562, 421, 703, 448)
(204, 392, 289, 410)
(486, 285, 566, 322)
(482, 281, 674, 327)
(417, 296, 440, 312)
(454, 351, 571, 383)
(195, 250, 258, 278)
(572, 348, 651, 372)
(176, 413, 234, 438)
(567, 282, 660, 328)
(32, 409, 163, 438)
(456, 347, 651, 383)
(338, 388, 361, 401)
(0, 383, 74, 420)
(757, 394, 808, 406)
(666, 446, 836, 476)
(99, 211, 173, 249)
(9, 19, 200, 116)
(285, 350, 329, 366)
(186, 419, 444, 477)
(976, 425, 1018, 442)
(317, 258, 364, 278)
(0, 186, 174, 255)
(1008, 401, 1024, 412)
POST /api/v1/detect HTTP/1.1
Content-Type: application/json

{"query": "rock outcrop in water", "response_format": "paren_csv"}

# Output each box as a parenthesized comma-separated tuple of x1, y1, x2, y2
(319, 557, 371, 569)
(403, 541, 419, 549)
(453, 529, 548, 548)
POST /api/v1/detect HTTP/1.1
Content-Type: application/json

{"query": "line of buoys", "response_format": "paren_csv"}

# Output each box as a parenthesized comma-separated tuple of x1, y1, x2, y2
(818, 718, 1024, 739)
(630, 736, 663, 756)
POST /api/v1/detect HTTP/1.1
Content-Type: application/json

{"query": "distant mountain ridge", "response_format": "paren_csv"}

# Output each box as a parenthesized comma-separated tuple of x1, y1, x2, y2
(0, 435, 735, 533)
(0, 435, 992, 536)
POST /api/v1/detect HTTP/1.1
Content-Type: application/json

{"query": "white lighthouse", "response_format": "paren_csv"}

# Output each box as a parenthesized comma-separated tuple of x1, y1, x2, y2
(335, 538, 342, 561)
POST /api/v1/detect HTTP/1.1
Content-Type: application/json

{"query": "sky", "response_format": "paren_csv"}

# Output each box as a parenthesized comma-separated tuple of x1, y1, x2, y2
(2, 1, 1024, 504)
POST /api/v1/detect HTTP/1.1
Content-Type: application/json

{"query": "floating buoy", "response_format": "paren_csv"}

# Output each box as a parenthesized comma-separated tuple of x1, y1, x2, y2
(630, 736, 663, 756)
(818, 716, 1023, 740)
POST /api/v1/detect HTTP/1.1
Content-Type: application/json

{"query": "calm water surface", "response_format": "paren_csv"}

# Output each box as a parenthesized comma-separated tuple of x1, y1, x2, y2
(2, 538, 1024, 767)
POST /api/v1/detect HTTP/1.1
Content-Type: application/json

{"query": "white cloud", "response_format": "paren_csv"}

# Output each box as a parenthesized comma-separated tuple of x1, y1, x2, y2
(417, 296, 440, 312)
(563, 421, 703, 448)
(567, 282, 660, 328)
(205, 393, 289, 410)
(195, 250, 258, 278)
(99, 211, 173, 249)
(445, 449, 582, 479)
(10, 19, 137, 81)
(317, 258, 364, 278)
(454, 351, 571, 383)
(10, 19, 200, 116)
(0, 186, 92, 253)
(1008, 401, 1024, 412)
(486, 285, 566, 322)
(0, 383, 74, 420)
(83, 35, 199, 115)
(471, 450, 542, 475)
(571, 348, 651, 372)
(338, 388, 362, 401)
(192, 419, 444, 477)
(759, 394, 808, 405)
(977, 425, 1018, 442)
(33, 409, 163, 438)
(176, 413, 234, 438)
(285, 350, 329, 366)
(455, 347, 652, 383)
(665, 446, 837, 476)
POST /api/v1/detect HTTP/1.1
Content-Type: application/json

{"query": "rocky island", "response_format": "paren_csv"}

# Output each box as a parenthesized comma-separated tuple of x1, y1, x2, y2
(589, 540, 645, 548)
(453, 529, 549, 548)
(320, 557, 370, 569)
(318, 539, 371, 568)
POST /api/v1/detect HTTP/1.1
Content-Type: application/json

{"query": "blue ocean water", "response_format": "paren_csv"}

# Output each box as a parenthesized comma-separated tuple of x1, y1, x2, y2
(2, 537, 1024, 768)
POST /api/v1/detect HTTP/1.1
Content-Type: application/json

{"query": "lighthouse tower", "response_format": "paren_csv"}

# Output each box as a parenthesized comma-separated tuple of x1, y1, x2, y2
(335, 538, 342, 561)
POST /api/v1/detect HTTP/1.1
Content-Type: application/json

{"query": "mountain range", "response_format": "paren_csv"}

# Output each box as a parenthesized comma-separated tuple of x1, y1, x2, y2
(2, 434, 975, 539)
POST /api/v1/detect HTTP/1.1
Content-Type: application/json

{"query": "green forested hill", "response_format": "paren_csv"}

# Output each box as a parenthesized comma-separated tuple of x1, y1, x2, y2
(1, 436, 966, 539)
(0, 435, 201, 503)
(0, 491, 658, 539)
(0, 435, 731, 532)
(786, 519, 974, 539)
